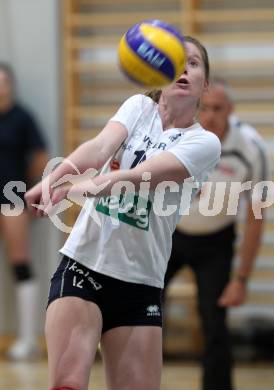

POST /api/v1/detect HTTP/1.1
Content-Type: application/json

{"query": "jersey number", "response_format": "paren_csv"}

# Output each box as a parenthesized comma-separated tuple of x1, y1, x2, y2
(130, 150, 146, 168)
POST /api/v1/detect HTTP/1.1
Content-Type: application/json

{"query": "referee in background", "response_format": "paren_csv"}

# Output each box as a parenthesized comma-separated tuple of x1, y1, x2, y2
(164, 78, 270, 390)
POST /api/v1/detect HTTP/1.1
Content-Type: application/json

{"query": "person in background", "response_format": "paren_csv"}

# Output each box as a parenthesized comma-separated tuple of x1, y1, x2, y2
(0, 63, 48, 360)
(164, 78, 270, 390)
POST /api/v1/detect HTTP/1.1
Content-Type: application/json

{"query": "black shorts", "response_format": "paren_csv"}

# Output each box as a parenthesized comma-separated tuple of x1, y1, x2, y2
(48, 255, 163, 333)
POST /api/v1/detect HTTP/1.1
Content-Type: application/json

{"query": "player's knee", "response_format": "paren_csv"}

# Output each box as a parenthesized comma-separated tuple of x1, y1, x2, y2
(51, 377, 85, 390)
(113, 367, 160, 390)
(141, 367, 162, 390)
(51, 388, 75, 390)
(11, 262, 34, 282)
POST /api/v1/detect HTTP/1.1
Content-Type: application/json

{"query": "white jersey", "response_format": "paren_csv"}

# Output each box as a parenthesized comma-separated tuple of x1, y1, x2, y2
(177, 116, 270, 235)
(60, 94, 221, 288)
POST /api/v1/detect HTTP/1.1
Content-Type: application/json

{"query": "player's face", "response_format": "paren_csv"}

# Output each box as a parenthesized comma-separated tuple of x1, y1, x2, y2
(199, 86, 233, 140)
(0, 71, 13, 109)
(163, 42, 208, 103)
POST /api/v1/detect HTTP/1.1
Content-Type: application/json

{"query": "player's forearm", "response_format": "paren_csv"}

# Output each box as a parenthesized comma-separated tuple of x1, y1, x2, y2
(43, 122, 127, 188)
(60, 151, 190, 209)
(58, 141, 105, 176)
(43, 140, 106, 187)
(90, 168, 139, 196)
(26, 141, 105, 203)
(89, 151, 189, 196)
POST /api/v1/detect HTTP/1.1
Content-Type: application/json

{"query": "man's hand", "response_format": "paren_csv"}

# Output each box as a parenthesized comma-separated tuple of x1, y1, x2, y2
(218, 279, 247, 307)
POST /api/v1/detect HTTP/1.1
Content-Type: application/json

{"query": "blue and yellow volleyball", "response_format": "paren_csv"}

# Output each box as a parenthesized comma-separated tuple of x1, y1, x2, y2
(118, 20, 187, 88)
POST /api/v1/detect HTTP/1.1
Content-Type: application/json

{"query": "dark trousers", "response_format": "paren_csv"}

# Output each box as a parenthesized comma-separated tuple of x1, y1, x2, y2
(164, 224, 236, 390)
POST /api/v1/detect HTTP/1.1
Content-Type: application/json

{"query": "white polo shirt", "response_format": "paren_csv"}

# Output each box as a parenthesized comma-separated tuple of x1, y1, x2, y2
(60, 94, 221, 288)
(177, 116, 270, 235)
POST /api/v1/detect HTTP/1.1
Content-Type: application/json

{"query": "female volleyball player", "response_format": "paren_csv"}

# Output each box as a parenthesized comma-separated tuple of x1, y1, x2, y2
(25, 37, 221, 390)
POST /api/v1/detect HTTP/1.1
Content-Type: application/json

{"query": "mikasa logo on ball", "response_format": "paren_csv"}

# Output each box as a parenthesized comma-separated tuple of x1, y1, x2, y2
(137, 42, 166, 68)
(118, 19, 187, 87)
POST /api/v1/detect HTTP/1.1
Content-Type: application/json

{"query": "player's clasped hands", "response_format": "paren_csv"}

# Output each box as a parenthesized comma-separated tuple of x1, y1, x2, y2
(25, 178, 74, 217)
(25, 176, 105, 217)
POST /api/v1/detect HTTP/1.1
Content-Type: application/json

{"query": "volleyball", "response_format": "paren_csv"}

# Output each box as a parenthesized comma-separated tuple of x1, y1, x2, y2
(118, 19, 187, 88)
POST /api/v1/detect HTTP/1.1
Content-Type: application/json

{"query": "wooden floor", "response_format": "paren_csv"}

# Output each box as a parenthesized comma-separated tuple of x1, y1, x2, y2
(0, 333, 273, 389)
(0, 358, 273, 389)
